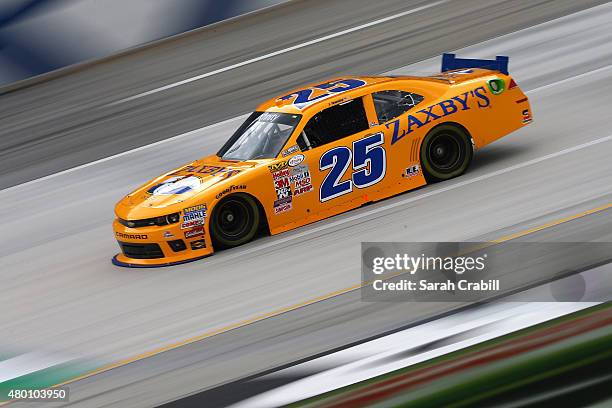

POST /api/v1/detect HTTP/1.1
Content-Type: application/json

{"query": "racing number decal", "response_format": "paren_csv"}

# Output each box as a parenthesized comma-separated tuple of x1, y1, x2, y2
(353, 133, 386, 188)
(277, 79, 367, 108)
(320, 147, 352, 202)
(319, 133, 387, 202)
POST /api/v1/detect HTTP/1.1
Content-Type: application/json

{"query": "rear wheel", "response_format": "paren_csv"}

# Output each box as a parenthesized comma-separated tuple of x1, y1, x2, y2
(210, 194, 260, 249)
(420, 124, 473, 182)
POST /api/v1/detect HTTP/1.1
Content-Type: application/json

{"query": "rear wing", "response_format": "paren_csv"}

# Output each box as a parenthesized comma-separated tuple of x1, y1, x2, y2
(441, 53, 509, 75)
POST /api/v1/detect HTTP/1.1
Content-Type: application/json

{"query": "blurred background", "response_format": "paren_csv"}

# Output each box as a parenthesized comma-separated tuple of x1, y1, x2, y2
(0, 0, 286, 85)
(1, 0, 611, 406)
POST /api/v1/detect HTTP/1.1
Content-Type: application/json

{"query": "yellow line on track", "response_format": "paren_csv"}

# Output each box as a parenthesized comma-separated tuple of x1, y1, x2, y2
(2, 202, 610, 404)
(491, 203, 612, 243)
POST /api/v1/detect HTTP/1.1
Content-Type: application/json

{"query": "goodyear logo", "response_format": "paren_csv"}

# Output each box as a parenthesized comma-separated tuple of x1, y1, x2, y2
(388, 86, 490, 145)
(215, 185, 246, 199)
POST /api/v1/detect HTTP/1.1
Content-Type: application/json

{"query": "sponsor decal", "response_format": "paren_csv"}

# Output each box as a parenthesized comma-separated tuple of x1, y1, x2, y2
(170, 165, 241, 179)
(329, 97, 349, 107)
(270, 163, 313, 210)
(273, 197, 292, 214)
(163, 231, 175, 238)
(181, 204, 207, 229)
(281, 145, 300, 157)
(259, 112, 280, 121)
(272, 168, 291, 180)
(290, 164, 313, 196)
(215, 184, 246, 199)
(403, 164, 421, 178)
(387, 86, 491, 145)
(183, 204, 207, 220)
(275, 79, 367, 109)
(275, 186, 292, 199)
(268, 161, 288, 172)
(522, 108, 532, 124)
(116, 232, 148, 240)
(294, 182, 313, 196)
(184, 227, 205, 239)
(190, 239, 207, 250)
(181, 219, 203, 230)
(487, 78, 505, 95)
(288, 154, 305, 167)
(272, 167, 292, 201)
(147, 175, 201, 195)
(274, 176, 290, 189)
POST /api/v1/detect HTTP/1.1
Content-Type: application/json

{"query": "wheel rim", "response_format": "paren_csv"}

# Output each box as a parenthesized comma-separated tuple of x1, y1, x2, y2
(426, 133, 464, 172)
(214, 199, 252, 240)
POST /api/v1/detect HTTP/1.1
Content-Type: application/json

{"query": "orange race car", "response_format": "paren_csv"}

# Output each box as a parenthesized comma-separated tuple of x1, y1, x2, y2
(112, 54, 532, 267)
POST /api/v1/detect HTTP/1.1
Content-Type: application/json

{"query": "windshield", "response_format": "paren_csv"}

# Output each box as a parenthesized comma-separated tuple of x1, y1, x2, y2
(218, 112, 302, 160)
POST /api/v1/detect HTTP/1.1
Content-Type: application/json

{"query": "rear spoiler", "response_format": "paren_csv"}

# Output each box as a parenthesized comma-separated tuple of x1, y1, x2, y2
(441, 53, 509, 75)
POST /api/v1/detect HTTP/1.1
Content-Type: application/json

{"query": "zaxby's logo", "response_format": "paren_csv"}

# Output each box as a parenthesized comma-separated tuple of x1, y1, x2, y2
(388, 86, 490, 145)
(170, 165, 241, 180)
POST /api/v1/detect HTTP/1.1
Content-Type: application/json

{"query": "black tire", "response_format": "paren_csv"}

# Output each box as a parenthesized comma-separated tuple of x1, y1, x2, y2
(420, 124, 473, 182)
(210, 194, 260, 249)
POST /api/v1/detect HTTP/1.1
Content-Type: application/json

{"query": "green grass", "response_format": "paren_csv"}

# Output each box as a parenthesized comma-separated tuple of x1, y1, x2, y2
(293, 302, 612, 407)
(0, 360, 96, 402)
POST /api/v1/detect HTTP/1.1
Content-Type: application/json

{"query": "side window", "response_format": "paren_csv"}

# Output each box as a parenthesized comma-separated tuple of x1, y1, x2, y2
(372, 90, 424, 124)
(301, 98, 369, 149)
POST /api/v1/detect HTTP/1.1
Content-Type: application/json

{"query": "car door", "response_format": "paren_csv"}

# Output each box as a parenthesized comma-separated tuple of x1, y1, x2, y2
(293, 96, 387, 214)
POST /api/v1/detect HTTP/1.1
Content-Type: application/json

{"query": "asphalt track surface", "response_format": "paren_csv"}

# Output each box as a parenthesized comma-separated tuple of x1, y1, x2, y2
(0, 0, 607, 189)
(1, 0, 612, 407)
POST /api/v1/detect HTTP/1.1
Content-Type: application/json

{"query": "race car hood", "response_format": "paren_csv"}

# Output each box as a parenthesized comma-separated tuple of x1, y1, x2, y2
(115, 155, 258, 219)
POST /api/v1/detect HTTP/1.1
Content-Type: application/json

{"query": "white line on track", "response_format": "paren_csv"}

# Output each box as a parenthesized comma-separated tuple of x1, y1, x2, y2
(2, 63, 610, 195)
(211, 133, 612, 263)
(527, 64, 612, 93)
(0, 114, 247, 195)
(107, 0, 450, 105)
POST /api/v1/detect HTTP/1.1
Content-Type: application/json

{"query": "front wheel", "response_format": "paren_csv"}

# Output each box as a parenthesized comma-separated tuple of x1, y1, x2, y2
(420, 124, 473, 182)
(210, 194, 260, 249)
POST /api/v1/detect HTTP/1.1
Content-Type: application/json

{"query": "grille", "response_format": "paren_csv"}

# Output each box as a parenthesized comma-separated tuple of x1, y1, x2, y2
(118, 217, 167, 228)
(119, 242, 164, 259)
(117, 213, 179, 228)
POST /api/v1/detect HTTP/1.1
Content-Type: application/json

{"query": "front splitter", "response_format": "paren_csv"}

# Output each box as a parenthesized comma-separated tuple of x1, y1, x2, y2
(111, 253, 211, 268)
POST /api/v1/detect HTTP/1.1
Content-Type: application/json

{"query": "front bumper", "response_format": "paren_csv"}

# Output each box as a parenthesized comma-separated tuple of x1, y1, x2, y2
(112, 219, 213, 267)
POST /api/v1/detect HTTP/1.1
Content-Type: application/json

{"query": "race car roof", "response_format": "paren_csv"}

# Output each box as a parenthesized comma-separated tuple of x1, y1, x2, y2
(256, 76, 393, 114)
(255, 70, 497, 114)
